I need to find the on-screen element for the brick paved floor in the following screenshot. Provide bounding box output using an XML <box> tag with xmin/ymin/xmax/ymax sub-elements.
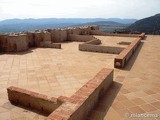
<box><xmin>87</xmin><ymin>35</ymin><xmax>160</xmax><ymax>120</ymax></box>
<box><xmin>1</xmin><ymin>35</ymin><xmax>159</xmax><ymax>120</ymax></box>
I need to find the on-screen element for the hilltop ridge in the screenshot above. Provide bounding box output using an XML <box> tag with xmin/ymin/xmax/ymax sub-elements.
<box><xmin>128</xmin><ymin>14</ymin><xmax>160</xmax><ymax>34</ymax></box>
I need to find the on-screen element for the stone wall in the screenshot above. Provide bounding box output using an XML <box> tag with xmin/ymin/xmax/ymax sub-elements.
<box><xmin>0</xmin><ymin>26</ymin><xmax>100</xmax><ymax>52</ymax></box>
<box><xmin>114</xmin><ymin>37</ymin><xmax>142</xmax><ymax>68</ymax></box>
<box><xmin>68</xmin><ymin>35</ymin><xmax>95</xmax><ymax>42</ymax></box>
<box><xmin>40</xmin><ymin>41</ymin><xmax>61</xmax><ymax>49</ymax></box>
<box><xmin>79</xmin><ymin>44</ymin><xmax>124</xmax><ymax>54</ymax></box>
<box><xmin>85</xmin><ymin>39</ymin><xmax>101</xmax><ymax>45</ymax></box>
<box><xmin>66</xmin><ymin>28</ymin><xmax>81</xmax><ymax>35</ymax></box>
<box><xmin>90</xmin><ymin>30</ymin><xmax>139</xmax><ymax>37</ymax></box>
<box><xmin>0</xmin><ymin>26</ymin><xmax>145</xmax><ymax>53</ymax></box>
<box><xmin>138</xmin><ymin>33</ymin><xmax>146</xmax><ymax>40</ymax></box>
<box><xmin>47</xmin><ymin>68</ymin><xmax>113</xmax><ymax>120</ymax></box>
<box><xmin>7</xmin><ymin>86</ymin><xmax>63</xmax><ymax>114</ymax></box>
<box><xmin>50</xmin><ymin>29</ymin><xmax>67</xmax><ymax>43</ymax></box>
<box><xmin>7</xmin><ymin>68</ymin><xmax>113</xmax><ymax>120</ymax></box>
<box><xmin>0</xmin><ymin>34</ymin><xmax>29</xmax><ymax>52</ymax></box>
<box><xmin>25</xmin><ymin>32</ymin><xmax>35</xmax><ymax>47</ymax></box>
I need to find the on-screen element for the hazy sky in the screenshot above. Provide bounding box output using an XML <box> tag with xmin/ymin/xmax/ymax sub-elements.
<box><xmin>0</xmin><ymin>0</ymin><xmax>160</xmax><ymax>20</ymax></box>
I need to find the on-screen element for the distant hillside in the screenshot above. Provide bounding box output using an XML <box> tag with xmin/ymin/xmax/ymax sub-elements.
<box><xmin>74</xmin><ymin>21</ymin><xmax>130</xmax><ymax>32</ymax></box>
<box><xmin>128</xmin><ymin>14</ymin><xmax>160</xmax><ymax>34</ymax></box>
<box><xmin>0</xmin><ymin>18</ymin><xmax>137</xmax><ymax>33</ymax></box>
<box><xmin>104</xmin><ymin>18</ymin><xmax>137</xmax><ymax>24</ymax></box>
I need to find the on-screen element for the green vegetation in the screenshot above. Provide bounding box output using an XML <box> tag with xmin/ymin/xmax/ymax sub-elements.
<box><xmin>128</xmin><ymin>14</ymin><xmax>160</xmax><ymax>35</ymax></box>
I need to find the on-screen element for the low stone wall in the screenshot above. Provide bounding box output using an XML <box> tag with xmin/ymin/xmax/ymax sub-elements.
<box><xmin>90</xmin><ymin>30</ymin><xmax>139</xmax><ymax>37</ymax></box>
<box><xmin>7</xmin><ymin>68</ymin><xmax>113</xmax><ymax>120</ymax></box>
<box><xmin>68</xmin><ymin>35</ymin><xmax>94</xmax><ymax>42</ymax></box>
<box><xmin>85</xmin><ymin>39</ymin><xmax>101</xmax><ymax>45</ymax></box>
<box><xmin>105</xmin><ymin>33</ymin><xmax>139</xmax><ymax>37</ymax></box>
<box><xmin>40</xmin><ymin>41</ymin><xmax>61</xmax><ymax>49</ymax></box>
<box><xmin>47</xmin><ymin>68</ymin><xmax>113</xmax><ymax>120</ymax></box>
<box><xmin>79</xmin><ymin>44</ymin><xmax>124</xmax><ymax>54</ymax></box>
<box><xmin>7</xmin><ymin>86</ymin><xmax>62</xmax><ymax>114</ymax></box>
<box><xmin>138</xmin><ymin>33</ymin><xmax>146</xmax><ymax>40</ymax></box>
<box><xmin>114</xmin><ymin>37</ymin><xmax>141</xmax><ymax>68</ymax></box>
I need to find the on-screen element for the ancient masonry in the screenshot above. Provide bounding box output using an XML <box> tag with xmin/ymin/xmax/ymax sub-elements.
<box><xmin>0</xmin><ymin>26</ymin><xmax>145</xmax><ymax>120</ymax></box>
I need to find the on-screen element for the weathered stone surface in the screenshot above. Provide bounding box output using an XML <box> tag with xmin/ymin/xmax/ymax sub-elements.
<box><xmin>79</xmin><ymin>44</ymin><xmax>124</xmax><ymax>54</ymax></box>
<box><xmin>0</xmin><ymin>34</ymin><xmax>28</xmax><ymax>52</ymax></box>
<box><xmin>68</xmin><ymin>34</ymin><xmax>94</xmax><ymax>42</ymax></box>
<box><xmin>40</xmin><ymin>41</ymin><xmax>61</xmax><ymax>49</ymax></box>
<box><xmin>50</xmin><ymin>29</ymin><xmax>67</xmax><ymax>42</ymax></box>
<box><xmin>0</xmin><ymin>26</ymin><xmax>100</xmax><ymax>52</ymax></box>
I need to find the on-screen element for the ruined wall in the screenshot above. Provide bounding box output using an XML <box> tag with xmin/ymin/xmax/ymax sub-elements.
<box><xmin>0</xmin><ymin>34</ymin><xmax>29</xmax><ymax>52</ymax></box>
<box><xmin>25</xmin><ymin>32</ymin><xmax>34</xmax><ymax>47</ymax></box>
<box><xmin>0</xmin><ymin>35</ymin><xmax>2</xmax><ymax>52</ymax></box>
<box><xmin>43</xmin><ymin>31</ymin><xmax>51</xmax><ymax>41</ymax></box>
<box><xmin>33</xmin><ymin>32</ymin><xmax>44</xmax><ymax>47</ymax></box>
<box><xmin>0</xmin><ymin>26</ymin><xmax>101</xmax><ymax>52</ymax></box>
<box><xmin>0</xmin><ymin>35</ymin><xmax>8</xmax><ymax>52</ymax></box>
<box><xmin>66</xmin><ymin>28</ymin><xmax>81</xmax><ymax>35</ymax></box>
<box><xmin>40</xmin><ymin>41</ymin><xmax>61</xmax><ymax>49</ymax></box>
<box><xmin>50</xmin><ymin>29</ymin><xmax>67</xmax><ymax>42</ymax></box>
<box><xmin>81</xmin><ymin>27</ymin><xmax>91</xmax><ymax>35</ymax></box>
<box><xmin>68</xmin><ymin>35</ymin><xmax>95</xmax><ymax>42</ymax></box>
<box><xmin>26</xmin><ymin>31</ymin><xmax>52</xmax><ymax>47</ymax></box>
<box><xmin>90</xmin><ymin>30</ymin><xmax>106</xmax><ymax>35</ymax></box>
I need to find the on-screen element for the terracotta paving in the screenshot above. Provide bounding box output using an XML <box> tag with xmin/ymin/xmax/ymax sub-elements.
<box><xmin>0</xmin><ymin>35</ymin><xmax>160</xmax><ymax>119</ymax></box>
<box><xmin>0</xmin><ymin>42</ymin><xmax>116</xmax><ymax>99</ymax></box>
<box><xmin>87</xmin><ymin>35</ymin><xmax>160</xmax><ymax>120</ymax></box>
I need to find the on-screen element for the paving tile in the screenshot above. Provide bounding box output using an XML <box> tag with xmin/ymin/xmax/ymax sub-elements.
<box><xmin>140</xmin><ymin>104</ymin><xmax>157</xmax><ymax>112</ymax></box>
<box><xmin>152</xmin><ymin>94</ymin><xmax>160</xmax><ymax>101</ymax></box>
<box><xmin>121</xmin><ymin>100</ymin><xmax>136</xmax><ymax>109</ymax></box>
<box><xmin>116</xmin><ymin>95</ymin><xmax>128</xmax><ymax>101</ymax></box>
<box><xmin>0</xmin><ymin>111</ymin><xmax>11</xmax><ymax>120</ymax></box>
<box><xmin>112</xmin><ymin>101</ymin><xmax>126</xmax><ymax>110</ymax></box>
<box><xmin>143</xmin><ymin>95</ymin><xmax>158</xmax><ymax>103</ymax></box>
<box><xmin>120</xmin><ymin>88</ymin><xmax>131</xmax><ymax>94</ymax></box>
<box><xmin>104</xmin><ymin>108</ymin><xmax>122</xmax><ymax>120</ymax></box>
<box><xmin>0</xmin><ymin>107</ymin><xmax>8</xmax><ymax>113</ymax></box>
<box><xmin>124</xmin><ymin>92</ymin><xmax>138</xmax><ymax>100</ymax></box>
<box><xmin>128</xmin><ymin>106</ymin><xmax>146</xmax><ymax>113</ymax></box>
<box><xmin>144</xmin><ymin>89</ymin><xmax>156</xmax><ymax>95</ymax></box>
<box><xmin>150</xmin><ymin>102</ymin><xmax>160</xmax><ymax>109</ymax></box>
<box><xmin>131</xmin><ymin>98</ymin><xmax>146</xmax><ymax>106</ymax></box>
<box><xmin>115</xmin><ymin>108</ymin><xmax>132</xmax><ymax>118</ymax></box>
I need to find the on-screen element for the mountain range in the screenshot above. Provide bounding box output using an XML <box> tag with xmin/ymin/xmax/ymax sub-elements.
<box><xmin>1</xmin><ymin>14</ymin><xmax>160</xmax><ymax>34</ymax></box>
<box><xmin>0</xmin><ymin>18</ymin><xmax>137</xmax><ymax>33</ymax></box>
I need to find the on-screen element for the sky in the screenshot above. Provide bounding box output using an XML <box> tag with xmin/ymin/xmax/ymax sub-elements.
<box><xmin>0</xmin><ymin>0</ymin><xmax>160</xmax><ymax>21</ymax></box>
